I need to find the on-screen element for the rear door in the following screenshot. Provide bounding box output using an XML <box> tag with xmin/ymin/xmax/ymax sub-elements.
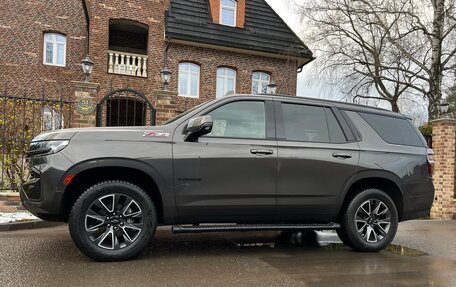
<box><xmin>275</xmin><ymin>100</ymin><xmax>360</xmax><ymax>222</ymax></box>
<box><xmin>173</xmin><ymin>99</ymin><xmax>277</xmax><ymax>223</ymax></box>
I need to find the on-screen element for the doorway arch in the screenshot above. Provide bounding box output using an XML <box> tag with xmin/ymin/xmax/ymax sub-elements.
<box><xmin>96</xmin><ymin>88</ymin><xmax>156</xmax><ymax>127</ymax></box>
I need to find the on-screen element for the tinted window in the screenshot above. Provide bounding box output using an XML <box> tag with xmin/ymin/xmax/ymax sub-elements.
<box><xmin>326</xmin><ymin>109</ymin><xmax>347</xmax><ymax>143</ymax></box>
<box><xmin>283</xmin><ymin>103</ymin><xmax>338</xmax><ymax>143</ymax></box>
<box><xmin>207</xmin><ymin>101</ymin><xmax>266</xmax><ymax>139</ymax></box>
<box><xmin>359</xmin><ymin>112</ymin><xmax>424</xmax><ymax>147</ymax></box>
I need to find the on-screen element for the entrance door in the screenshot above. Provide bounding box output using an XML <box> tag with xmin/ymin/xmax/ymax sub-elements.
<box><xmin>96</xmin><ymin>88</ymin><xmax>156</xmax><ymax>127</ymax></box>
<box><xmin>106</xmin><ymin>98</ymin><xmax>146</xmax><ymax>126</ymax></box>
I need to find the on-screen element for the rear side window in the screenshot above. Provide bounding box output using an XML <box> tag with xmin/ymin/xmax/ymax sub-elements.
<box><xmin>359</xmin><ymin>112</ymin><xmax>424</xmax><ymax>147</ymax></box>
<box><xmin>281</xmin><ymin>103</ymin><xmax>346</xmax><ymax>143</ymax></box>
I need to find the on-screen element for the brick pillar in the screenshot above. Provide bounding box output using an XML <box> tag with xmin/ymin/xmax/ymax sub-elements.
<box><xmin>71</xmin><ymin>81</ymin><xmax>100</xmax><ymax>128</ymax></box>
<box><xmin>153</xmin><ymin>90</ymin><xmax>178</xmax><ymax>125</ymax></box>
<box><xmin>430</xmin><ymin>118</ymin><xmax>456</xmax><ymax>220</ymax></box>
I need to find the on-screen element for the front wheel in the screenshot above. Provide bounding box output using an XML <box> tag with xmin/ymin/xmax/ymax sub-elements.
<box><xmin>69</xmin><ymin>181</ymin><xmax>157</xmax><ymax>261</ymax></box>
<box><xmin>338</xmin><ymin>188</ymin><xmax>398</xmax><ymax>252</ymax></box>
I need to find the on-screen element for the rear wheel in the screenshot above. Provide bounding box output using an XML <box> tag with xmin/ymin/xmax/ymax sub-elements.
<box><xmin>69</xmin><ymin>181</ymin><xmax>157</xmax><ymax>261</ymax></box>
<box><xmin>339</xmin><ymin>188</ymin><xmax>398</xmax><ymax>252</ymax></box>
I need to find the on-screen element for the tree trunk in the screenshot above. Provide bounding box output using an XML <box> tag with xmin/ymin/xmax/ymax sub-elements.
<box><xmin>391</xmin><ymin>101</ymin><xmax>400</xmax><ymax>113</ymax></box>
<box><xmin>428</xmin><ymin>91</ymin><xmax>440</xmax><ymax>120</ymax></box>
<box><xmin>428</xmin><ymin>0</ymin><xmax>445</xmax><ymax>121</ymax></box>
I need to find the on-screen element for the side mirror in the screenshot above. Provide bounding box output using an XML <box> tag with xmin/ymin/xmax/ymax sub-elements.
<box><xmin>184</xmin><ymin>115</ymin><xmax>213</xmax><ymax>142</ymax></box>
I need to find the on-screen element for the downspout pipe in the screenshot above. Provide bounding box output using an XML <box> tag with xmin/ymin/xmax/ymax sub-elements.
<box><xmin>82</xmin><ymin>0</ymin><xmax>90</xmax><ymax>55</ymax></box>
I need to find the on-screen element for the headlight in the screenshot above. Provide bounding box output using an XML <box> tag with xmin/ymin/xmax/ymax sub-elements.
<box><xmin>28</xmin><ymin>140</ymin><xmax>69</xmax><ymax>157</ymax></box>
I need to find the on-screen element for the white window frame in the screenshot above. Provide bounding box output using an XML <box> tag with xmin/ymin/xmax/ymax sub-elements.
<box><xmin>252</xmin><ymin>72</ymin><xmax>271</xmax><ymax>94</ymax></box>
<box><xmin>178</xmin><ymin>63</ymin><xmax>200</xmax><ymax>98</ymax></box>
<box><xmin>216</xmin><ymin>67</ymin><xmax>237</xmax><ymax>98</ymax></box>
<box><xmin>43</xmin><ymin>33</ymin><xmax>67</xmax><ymax>67</ymax></box>
<box><xmin>220</xmin><ymin>0</ymin><xmax>237</xmax><ymax>27</ymax></box>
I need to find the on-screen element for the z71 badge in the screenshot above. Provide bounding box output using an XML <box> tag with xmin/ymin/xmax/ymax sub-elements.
<box><xmin>143</xmin><ymin>131</ymin><xmax>170</xmax><ymax>138</ymax></box>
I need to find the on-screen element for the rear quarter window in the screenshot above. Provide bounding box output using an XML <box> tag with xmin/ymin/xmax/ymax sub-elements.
<box><xmin>358</xmin><ymin>112</ymin><xmax>424</xmax><ymax>147</ymax></box>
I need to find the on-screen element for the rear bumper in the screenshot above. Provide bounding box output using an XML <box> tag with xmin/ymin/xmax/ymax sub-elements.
<box><xmin>401</xmin><ymin>181</ymin><xmax>435</xmax><ymax>221</ymax></box>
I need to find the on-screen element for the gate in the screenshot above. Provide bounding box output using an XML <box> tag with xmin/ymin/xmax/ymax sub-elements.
<box><xmin>0</xmin><ymin>89</ymin><xmax>74</xmax><ymax>192</ymax></box>
<box><xmin>96</xmin><ymin>88</ymin><xmax>156</xmax><ymax>127</ymax></box>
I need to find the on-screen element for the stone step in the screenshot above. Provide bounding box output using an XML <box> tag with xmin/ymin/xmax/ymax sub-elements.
<box><xmin>0</xmin><ymin>206</ymin><xmax>21</xmax><ymax>213</ymax></box>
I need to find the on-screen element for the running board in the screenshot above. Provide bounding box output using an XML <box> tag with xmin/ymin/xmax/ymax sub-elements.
<box><xmin>171</xmin><ymin>223</ymin><xmax>340</xmax><ymax>234</ymax></box>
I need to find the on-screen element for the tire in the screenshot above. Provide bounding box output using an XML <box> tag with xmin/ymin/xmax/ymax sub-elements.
<box><xmin>69</xmin><ymin>181</ymin><xmax>157</xmax><ymax>261</ymax></box>
<box><xmin>339</xmin><ymin>188</ymin><xmax>398</xmax><ymax>252</ymax></box>
<box><xmin>336</xmin><ymin>228</ymin><xmax>354</xmax><ymax>248</ymax></box>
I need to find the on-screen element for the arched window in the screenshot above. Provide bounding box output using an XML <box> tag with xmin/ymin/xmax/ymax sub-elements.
<box><xmin>220</xmin><ymin>0</ymin><xmax>237</xmax><ymax>26</ymax></box>
<box><xmin>42</xmin><ymin>107</ymin><xmax>64</xmax><ymax>132</ymax></box>
<box><xmin>252</xmin><ymin>72</ymin><xmax>271</xmax><ymax>94</ymax></box>
<box><xmin>216</xmin><ymin>68</ymin><xmax>236</xmax><ymax>98</ymax></box>
<box><xmin>43</xmin><ymin>33</ymin><xmax>66</xmax><ymax>67</ymax></box>
<box><xmin>178</xmin><ymin>63</ymin><xmax>200</xmax><ymax>98</ymax></box>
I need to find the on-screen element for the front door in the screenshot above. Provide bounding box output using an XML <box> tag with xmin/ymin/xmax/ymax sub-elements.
<box><xmin>173</xmin><ymin>99</ymin><xmax>277</xmax><ymax>223</ymax></box>
<box><xmin>275</xmin><ymin>101</ymin><xmax>360</xmax><ymax>222</ymax></box>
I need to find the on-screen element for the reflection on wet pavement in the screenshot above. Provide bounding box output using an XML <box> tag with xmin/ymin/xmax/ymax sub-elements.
<box><xmin>1</xmin><ymin>226</ymin><xmax>455</xmax><ymax>287</ymax></box>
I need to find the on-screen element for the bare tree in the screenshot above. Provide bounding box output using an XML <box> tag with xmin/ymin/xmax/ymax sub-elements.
<box><xmin>294</xmin><ymin>0</ymin><xmax>455</xmax><ymax>119</ymax></box>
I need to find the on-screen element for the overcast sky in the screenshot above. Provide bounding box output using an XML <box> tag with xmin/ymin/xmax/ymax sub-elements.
<box><xmin>264</xmin><ymin>0</ymin><xmax>428</xmax><ymax>124</ymax></box>
<box><xmin>265</xmin><ymin>0</ymin><xmax>334</xmax><ymax>99</ymax></box>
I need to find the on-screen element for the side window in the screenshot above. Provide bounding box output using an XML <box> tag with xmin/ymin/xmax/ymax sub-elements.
<box><xmin>358</xmin><ymin>112</ymin><xmax>424</xmax><ymax>147</ymax></box>
<box><xmin>252</xmin><ymin>72</ymin><xmax>270</xmax><ymax>94</ymax></box>
<box><xmin>220</xmin><ymin>0</ymin><xmax>237</xmax><ymax>27</ymax></box>
<box><xmin>207</xmin><ymin>101</ymin><xmax>266</xmax><ymax>139</ymax></box>
<box><xmin>216</xmin><ymin>67</ymin><xmax>236</xmax><ymax>98</ymax></box>
<box><xmin>281</xmin><ymin>103</ymin><xmax>346</xmax><ymax>143</ymax></box>
<box><xmin>178</xmin><ymin>63</ymin><xmax>200</xmax><ymax>98</ymax></box>
<box><xmin>325</xmin><ymin>108</ymin><xmax>347</xmax><ymax>143</ymax></box>
<box><xmin>43</xmin><ymin>33</ymin><xmax>66</xmax><ymax>67</ymax></box>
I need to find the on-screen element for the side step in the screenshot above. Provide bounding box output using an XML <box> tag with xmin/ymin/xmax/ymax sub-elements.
<box><xmin>171</xmin><ymin>223</ymin><xmax>340</xmax><ymax>234</ymax></box>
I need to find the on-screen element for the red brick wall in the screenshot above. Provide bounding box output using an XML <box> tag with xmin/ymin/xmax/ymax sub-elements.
<box><xmin>1</xmin><ymin>0</ymin><xmax>299</xmax><ymax>124</ymax></box>
<box><xmin>86</xmin><ymin>0</ymin><xmax>167</xmax><ymax>107</ymax></box>
<box><xmin>167</xmin><ymin>44</ymin><xmax>298</xmax><ymax>111</ymax></box>
<box><xmin>0</xmin><ymin>0</ymin><xmax>87</xmax><ymax>99</ymax></box>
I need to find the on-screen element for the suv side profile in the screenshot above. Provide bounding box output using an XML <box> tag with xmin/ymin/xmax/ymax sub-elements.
<box><xmin>21</xmin><ymin>95</ymin><xmax>435</xmax><ymax>261</ymax></box>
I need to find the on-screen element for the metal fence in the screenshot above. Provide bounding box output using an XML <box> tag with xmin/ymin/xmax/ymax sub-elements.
<box><xmin>0</xmin><ymin>88</ymin><xmax>74</xmax><ymax>192</ymax></box>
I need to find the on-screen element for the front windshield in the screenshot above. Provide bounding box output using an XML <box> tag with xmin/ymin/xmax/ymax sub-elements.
<box><xmin>161</xmin><ymin>101</ymin><xmax>211</xmax><ymax>125</ymax></box>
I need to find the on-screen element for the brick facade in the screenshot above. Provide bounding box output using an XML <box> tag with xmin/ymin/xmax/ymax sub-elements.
<box><xmin>0</xmin><ymin>0</ymin><xmax>87</xmax><ymax>99</ymax></box>
<box><xmin>167</xmin><ymin>44</ymin><xmax>298</xmax><ymax>112</ymax></box>
<box><xmin>0</xmin><ymin>0</ymin><xmax>300</xmax><ymax>116</ymax></box>
<box><xmin>430</xmin><ymin>119</ymin><xmax>456</xmax><ymax>220</ymax></box>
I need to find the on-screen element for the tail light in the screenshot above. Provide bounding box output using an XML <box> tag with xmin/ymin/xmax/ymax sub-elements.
<box><xmin>426</xmin><ymin>148</ymin><xmax>434</xmax><ymax>176</ymax></box>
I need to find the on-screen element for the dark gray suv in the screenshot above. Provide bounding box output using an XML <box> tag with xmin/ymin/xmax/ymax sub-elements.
<box><xmin>21</xmin><ymin>95</ymin><xmax>435</xmax><ymax>261</ymax></box>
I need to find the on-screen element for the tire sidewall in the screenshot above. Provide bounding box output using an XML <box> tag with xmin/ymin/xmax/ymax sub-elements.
<box><xmin>69</xmin><ymin>181</ymin><xmax>157</xmax><ymax>261</ymax></box>
<box><xmin>344</xmin><ymin>189</ymin><xmax>398</xmax><ymax>251</ymax></box>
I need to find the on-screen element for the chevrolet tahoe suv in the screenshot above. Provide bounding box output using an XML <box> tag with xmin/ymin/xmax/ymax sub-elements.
<box><xmin>21</xmin><ymin>95</ymin><xmax>435</xmax><ymax>261</ymax></box>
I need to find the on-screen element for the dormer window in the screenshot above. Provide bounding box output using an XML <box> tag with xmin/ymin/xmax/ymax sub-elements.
<box><xmin>220</xmin><ymin>0</ymin><xmax>237</xmax><ymax>27</ymax></box>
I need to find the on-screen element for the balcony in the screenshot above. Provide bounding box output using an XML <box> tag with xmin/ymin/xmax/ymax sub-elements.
<box><xmin>108</xmin><ymin>51</ymin><xmax>148</xmax><ymax>78</ymax></box>
<box><xmin>107</xmin><ymin>19</ymin><xmax>149</xmax><ymax>78</ymax></box>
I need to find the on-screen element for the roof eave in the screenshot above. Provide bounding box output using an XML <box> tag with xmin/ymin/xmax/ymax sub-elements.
<box><xmin>166</xmin><ymin>37</ymin><xmax>313</xmax><ymax>62</ymax></box>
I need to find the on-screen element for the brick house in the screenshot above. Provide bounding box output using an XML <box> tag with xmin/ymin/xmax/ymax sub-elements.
<box><xmin>0</xmin><ymin>0</ymin><xmax>313</xmax><ymax>127</ymax></box>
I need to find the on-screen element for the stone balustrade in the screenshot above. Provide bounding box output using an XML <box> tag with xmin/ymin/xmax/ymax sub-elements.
<box><xmin>108</xmin><ymin>50</ymin><xmax>148</xmax><ymax>78</ymax></box>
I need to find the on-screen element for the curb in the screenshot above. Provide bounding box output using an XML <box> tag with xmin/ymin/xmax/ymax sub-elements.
<box><xmin>0</xmin><ymin>220</ymin><xmax>64</xmax><ymax>232</ymax></box>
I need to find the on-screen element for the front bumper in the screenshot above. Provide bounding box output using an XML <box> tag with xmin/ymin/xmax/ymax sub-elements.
<box><xmin>20</xmin><ymin>152</ymin><xmax>73</xmax><ymax>222</ymax></box>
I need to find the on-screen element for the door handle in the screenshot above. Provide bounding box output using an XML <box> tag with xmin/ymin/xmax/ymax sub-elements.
<box><xmin>332</xmin><ymin>152</ymin><xmax>352</xmax><ymax>159</ymax></box>
<box><xmin>250</xmin><ymin>149</ymin><xmax>274</xmax><ymax>156</ymax></box>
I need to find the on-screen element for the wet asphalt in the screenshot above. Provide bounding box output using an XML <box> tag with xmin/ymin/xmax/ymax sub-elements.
<box><xmin>0</xmin><ymin>220</ymin><xmax>455</xmax><ymax>287</ymax></box>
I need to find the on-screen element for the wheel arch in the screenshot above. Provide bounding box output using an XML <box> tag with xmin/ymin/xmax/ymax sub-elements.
<box><xmin>60</xmin><ymin>158</ymin><xmax>172</xmax><ymax>223</ymax></box>
<box><xmin>340</xmin><ymin>171</ymin><xmax>404</xmax><ymax>221</ymax></box>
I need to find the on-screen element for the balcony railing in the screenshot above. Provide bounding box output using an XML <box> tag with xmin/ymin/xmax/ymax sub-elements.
<box><xmin>108</xmin><ymin>50</ymin><xmax>148</xmax><ymax>78</ymax></box>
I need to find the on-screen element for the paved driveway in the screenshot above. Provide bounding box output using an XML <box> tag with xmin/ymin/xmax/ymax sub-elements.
<box><xmin>0</xmin><ymin>220</ymin><xmax>455</xmax><ymax>287</ymax></box>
